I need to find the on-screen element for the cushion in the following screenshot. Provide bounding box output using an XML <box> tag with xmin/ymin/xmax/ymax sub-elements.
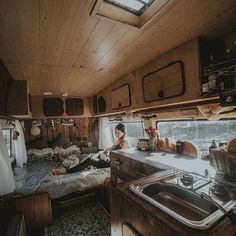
<box><xmin>26</xmin><ymin>139</ymin><xmax>48</xmax><ymax>150</ymax></box>
<box><xmin>27</xmin><ymin>148</ymin><xmax>54</xmax><ymax>162</ymax></box>
<box><xmin>61</xmin><ymin>155</ymin><xmax>80</xmax><ymax>169</ymax></box>
<box><xmin>51</xmin><ymin>133</ymin><xmax>72</xmax><ymax>148</ymax></box>
<box><xmin>53</xmin><ymin>145</ymin><xmax>81</xmax><ymax>159</ymax></box>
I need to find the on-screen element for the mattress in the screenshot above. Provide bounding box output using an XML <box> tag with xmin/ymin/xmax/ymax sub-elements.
<box><xmin>13</xmin><ymin>161</ymin><xmax>110</xmax><ymax>199</ymax></box>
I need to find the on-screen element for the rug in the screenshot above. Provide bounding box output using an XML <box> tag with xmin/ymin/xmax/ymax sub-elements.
<box><xmin>45</xmin><ymin>201</ymin><xmax>111</xmax><ymax>236</ymax></box>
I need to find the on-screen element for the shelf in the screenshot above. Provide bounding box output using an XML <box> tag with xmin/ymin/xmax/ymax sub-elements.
<box><xmin>201</xmin><ymin>57</ymin><xmax>236</xmax><ymax>70</ymax></box>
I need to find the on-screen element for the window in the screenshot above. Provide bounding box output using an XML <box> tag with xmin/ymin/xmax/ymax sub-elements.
<box><xmin>108</xmin><ymin>119</ymin><xmax>145</xmax><ymax>147</ymax></box>
<box><xmin>157</xmin><ymin>120</ymin><xmax>236</xmax><ymax>155</ymax></box>
<box><xmin>2</xmin><ymin>128</ymin><xmax>12</xmax><ymax>156</ymax></box>
<box><xmin>105</xmin><ymin>0</ymin><xmax>154</xmax><ymax>16</ymax></box>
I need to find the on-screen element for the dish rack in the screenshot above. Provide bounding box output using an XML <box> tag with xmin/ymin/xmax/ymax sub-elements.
<box><xmin>210</xmin><ymin>149</ymin><xmax>236</xmax><ymax>178</ymax></box>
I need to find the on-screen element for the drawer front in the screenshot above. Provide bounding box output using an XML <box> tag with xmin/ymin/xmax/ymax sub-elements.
<box><xmin>136</xmin><ymin>163</ymin><xmax>157</xmax><ymax>177</ymax></box>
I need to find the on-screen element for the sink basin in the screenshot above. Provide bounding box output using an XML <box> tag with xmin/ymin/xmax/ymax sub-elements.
<box><xmin>142</xmin><ymin>182</ymin><xmax>218</xmax><ymax>222</ymax></box>
<box><xmin>129</xmin><ymin>172</ymin><xmax>236</xmax><ymax>230</ymax></box>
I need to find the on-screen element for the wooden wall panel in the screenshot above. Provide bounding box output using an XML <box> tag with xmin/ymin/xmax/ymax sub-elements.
<box><xmin>24</xmin><ymin>117</ymin><xmax>98</xmax><ymax>146</ymax></box>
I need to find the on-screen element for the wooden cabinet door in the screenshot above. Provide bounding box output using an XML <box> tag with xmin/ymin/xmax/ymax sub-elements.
<box><xmin>111</xmin><ymin>187</ymin><xmax>176</xmax><ymax>236</ymax></box>
<box><xmin>7</xmin><ymin>80</ymin><xmax>31</xmax><ymax>117</ymax></box>
<box><xmin>111</xmin><ymin>84</ymin><xmax>131</xmax><ymax>109</ymax></box>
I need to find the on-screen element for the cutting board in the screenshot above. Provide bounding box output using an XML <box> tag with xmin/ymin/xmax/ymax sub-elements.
<box><xmin>228</xmin><ymin>138</ymin><xmax>236</xmax><ymax>153</ymax></box>
<box><xmin>182</xmin><ymin>142</ymin><xmax>198</xmax><ymax>158</ymax></box>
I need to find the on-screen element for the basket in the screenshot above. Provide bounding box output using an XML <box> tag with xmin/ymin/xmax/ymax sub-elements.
<box><xmin>210</xmin><ymin>149</ymin><xmax>236</xmax><ymax>178</ymax></box>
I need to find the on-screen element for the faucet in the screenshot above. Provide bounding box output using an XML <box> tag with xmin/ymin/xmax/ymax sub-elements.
<box><xmin>200</xmin><ymin>192</ymin><xmax>236</xmax><ymax>223</ymax></box>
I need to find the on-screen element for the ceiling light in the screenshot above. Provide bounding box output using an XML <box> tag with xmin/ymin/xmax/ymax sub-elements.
<box><xmin>61</xmin><ymin>92</ymin><xmax>69</xmax><ymax>97</ymax></box>
<box><xmin>43</xmin><ymin>92</ymin><xmax>53</xmax><ymax>95</ymax></box>
<box><xmin>79</xmin><ymin>64</ymin><xmax>89</xmax><ymax>69</ymax></box>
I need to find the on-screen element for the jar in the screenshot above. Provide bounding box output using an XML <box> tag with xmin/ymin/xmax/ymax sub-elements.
<box><xmin>208</xmin><ymin>75</ymin><xmax>216</xmax><ymax>89</ymax></box>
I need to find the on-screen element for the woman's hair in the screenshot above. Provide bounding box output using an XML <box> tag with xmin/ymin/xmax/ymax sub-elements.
<box><xmin>115</xmin><ymin>123</ymin><xmax>125</xmax><ymax>133</ymax></box>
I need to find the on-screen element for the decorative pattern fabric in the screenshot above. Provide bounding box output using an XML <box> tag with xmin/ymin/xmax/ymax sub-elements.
<box><xmin>13</xmin><ymin>161</ymin><xmax>110</xmax><ymax>199</ymax></box>
<box><xmin>61</xmin><ymin>155</ymin><xmax>80</xmax><ymax>169</ymax></box>
<box><xmin>88</xmin><ymin>151</ymin><xmax>110</xmax><ymax>163</ymax></box>
<box><xmin>45</xmin><ymin>201</ymin><xmax>111</xmax><ymax>236</ymax></box>
<box><xmin>27</xmin><ymin>148</ymin><xmax>54</xmax><ymax>162</ymax></box>
<box><xmin>53</xmin><ymin>145</ymin><xmax>81</xmax><ymax>159</ymax></box>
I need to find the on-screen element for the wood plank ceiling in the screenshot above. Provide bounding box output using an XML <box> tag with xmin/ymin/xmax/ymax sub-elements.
<box><xmin>0</xmin><ymin>0</ymin><xmax>235</xmax><ymax>97</ymax></box>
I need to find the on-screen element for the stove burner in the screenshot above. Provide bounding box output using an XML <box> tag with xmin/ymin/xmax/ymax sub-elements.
<box><xmin>180</xmin><ymin>174</ymin><xmax>195</xmax><ymax>186</ymax></box>
<box><xmin>211</xmin><ymin>184</ymin><xmax>228</xmax><ymax>197</ymax></box>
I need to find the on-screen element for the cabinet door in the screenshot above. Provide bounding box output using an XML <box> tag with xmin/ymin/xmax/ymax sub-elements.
<box><xmin>111</xmin><ymin>188</ymin><xmax>176</xmax><ymax>236</ymax></box>
<box><xmin>43</xmin><ymin>98</ymin><xmax>64</xmax><ymax>116</ymax></box>
<box><xmin>65</xmin><ymin>98</ymin><xmax>84</xmax><ymax>115</ymax></box>
<box><xmin>7</xmin><ymin>80</ymin><xmax>31</xmax><ymax>117</ymax></box>
<box><xmin>111</xmin><ymin>84</ymin><xmax>131</xmax><ymax>109</ymax></box>
<box><xmin>142</xmin><ymin>61</ymin><xmax>185</xmax><ymax>102</ymax></box>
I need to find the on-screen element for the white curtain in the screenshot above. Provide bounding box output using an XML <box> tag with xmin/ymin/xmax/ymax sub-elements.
<box><xmin>13</xmin><ymin>120</ymin><xmax>27</xmax><ymax>167</ymax></box>
<box><xmin>0</xmin><ymin>125</ymin><xmax>15</xmax><ymax>195</ymax></box>
<box><xmin>98</xmin><ymin>117</ymin><xmax>113</xmax><ymax>150</ymax></box>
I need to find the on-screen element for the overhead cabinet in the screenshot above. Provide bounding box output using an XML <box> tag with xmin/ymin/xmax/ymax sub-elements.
<box><xmin>142</xmin><ymin>61</ymin><xmax>185</xmax><ymax>102</ymax></box>
<box><xmin>111</xmin><ymin>84</ymin><xmax>131</xmax><ymax>109</ymax></box>
<box><xmin>7</xmin><ymin>80</ymin><xmax>31</xmax><ymax>118</ymax></box>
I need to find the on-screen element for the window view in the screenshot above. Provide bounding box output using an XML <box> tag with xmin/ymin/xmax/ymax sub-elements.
<box><xmin>157</xmin><ymin>120</ymin><xmax>236</xmax><ymax>155</ymax></box>
<box><xmin>108</xmin><ymin>119</ymin><xmax>145</xmax><ymax>147</ymax></box>
<box><xmin>105</xmin><ymin>0</ymin><xmax>154</xmax><ymax>15</ymax></box>
<box><xmin>2</xmin><ymin>128</ymin><xmax>12</xmax><ymax>156</ymax></box>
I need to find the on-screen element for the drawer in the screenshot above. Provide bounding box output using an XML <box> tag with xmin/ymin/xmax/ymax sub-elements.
<box><xmin>136</xmin><ymin>163</ymin><xmax>162</xmax><ymax>177</ymax></box>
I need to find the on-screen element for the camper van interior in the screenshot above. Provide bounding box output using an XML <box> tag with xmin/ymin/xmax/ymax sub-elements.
<box><xmin>0</xmin><ymin>0</ymin><xmax>236</xmax><ymax>235</ymax></box>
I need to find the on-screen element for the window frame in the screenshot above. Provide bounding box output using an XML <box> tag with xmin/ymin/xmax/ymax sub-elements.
<box><xmin>2</xmin><ymin>127</ymin><xmax>13</xmax><ymax>157</ymax></box>
<box><xmin>104</xmin><ymin>0</ymin><xmax>154</xmax><ymax>16</ymax></box>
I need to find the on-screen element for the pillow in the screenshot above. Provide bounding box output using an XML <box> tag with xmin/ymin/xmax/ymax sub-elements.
<box><xmin>26</xmin><ymin>139</ymin><xmax>48</xmax><ymax>150</ymax></box>
<box><xmin>53</xmin><ymin>145</ymin><xmax>81</xmax><ymax>159</ymax></box>
<box><xmin>61</xmin><ymin>155</ymin><xmax>80</xmax><ymax>169</ymax></box>
<box><xmin>27</xmin><ymin>148</ymin><xmax>53</xmax><ymax>162</ymax></box>
<box><xmin>51</xmin><ymin>133</ymin><xmax>72</xmax><ymax>148</ymax></box>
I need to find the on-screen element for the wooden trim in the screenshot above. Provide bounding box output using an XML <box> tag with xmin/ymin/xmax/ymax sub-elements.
<box><xmin>133</xmin><ymin>97</ymin><xmax>220</xmax><ymax>114</ymax></box>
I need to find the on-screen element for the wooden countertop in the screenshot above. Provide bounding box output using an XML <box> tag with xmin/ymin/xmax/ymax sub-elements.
<box><xmin>111</xmin><ymin>148</ymin><xmax>236</xmax><ymax>235</ymax></box>
<box><xmin>111</xmin><ymin>148</ymin><xmax>215</xmax><ymax>177</ymax></box>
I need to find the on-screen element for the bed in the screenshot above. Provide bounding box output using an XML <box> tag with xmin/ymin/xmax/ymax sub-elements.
<box><xmin>13</xmin><ymin>145</ymin><xmax>110</xmax><ymax>199</ymax></box>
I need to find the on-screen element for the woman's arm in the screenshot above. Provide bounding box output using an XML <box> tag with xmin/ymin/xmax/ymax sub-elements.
<box><xmin>120</xmin><ymin>140</ymin><xmax>129</xmax><ymax>149</ymax></box>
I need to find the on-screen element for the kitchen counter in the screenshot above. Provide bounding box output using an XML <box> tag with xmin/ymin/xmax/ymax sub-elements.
<box><xmin>112</xmin><ymin>175</ymin><xmax>236</xmax><ymax>236</ymax></box>
<box><xmin>110</xmin><ymin>148</ymin><xmax>236</xmax><ymax>236</ymax></box>
<box><xmin>112</xmin><ymin>148</ymin><xmax>216</xmax><ymax>177</ymax></box>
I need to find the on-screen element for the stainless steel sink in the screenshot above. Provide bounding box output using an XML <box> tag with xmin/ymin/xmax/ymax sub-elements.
<box><xmin>129</xmin><ymin>171</ymin><xmax>236</xmax><ymax>230</ymax></box>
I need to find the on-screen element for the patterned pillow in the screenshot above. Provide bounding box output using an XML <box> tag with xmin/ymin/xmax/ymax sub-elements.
<box><xmin>27</xmin><ymin>148</ymin><xmax>54</xmax><ymax>162</ymax></box>
<box><xmin>61</xmin><ymin>155</ymin><xmax>80</xmax><ymax>169</ymax></box>
<box><xmin>53</xmin><ymin>145</ymin><xmax>81</xmax><ymax>159</ymax></box>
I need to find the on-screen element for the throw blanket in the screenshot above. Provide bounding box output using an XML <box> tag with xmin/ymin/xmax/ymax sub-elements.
<box><xmin>88</xmin><ymin>151</ymin><xmax>110</xmax><ymax>163</ymax></box>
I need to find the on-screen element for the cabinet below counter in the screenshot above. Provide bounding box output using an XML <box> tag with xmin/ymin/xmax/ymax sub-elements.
<box><xmin>110</xmin><ymin>149</ymin><xmax>172</xmax><ymax>186</ymax></box>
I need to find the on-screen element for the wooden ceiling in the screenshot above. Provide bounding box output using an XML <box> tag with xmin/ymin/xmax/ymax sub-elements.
<box><xmin>0</xmin><ymin>0</ymin><xmax>235</xmax><ymax>97</ymax></box>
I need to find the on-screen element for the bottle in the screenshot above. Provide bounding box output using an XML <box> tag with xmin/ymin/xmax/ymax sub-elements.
<box><xmin>202</xmin><ymin>75</ymin><xmax>209</xmax><ymax>95</ymax></box>
<box><xmin>209</xmin><ymin>140</ymin><xmax>217</xmax><ymax>153</ymax></box>
<box><xmin>208</xmin><ymin>74</ymin><xmax>217</xmax><ymax>90</ymax></box>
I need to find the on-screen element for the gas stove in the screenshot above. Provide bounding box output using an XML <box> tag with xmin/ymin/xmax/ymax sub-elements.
<box><xmin>162</xmin><ymin>170</ymin><xmax>236</xmax><ymax>205</ymax></box>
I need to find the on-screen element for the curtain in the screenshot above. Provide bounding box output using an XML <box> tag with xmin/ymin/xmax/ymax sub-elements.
<box><xmin>0</xmin><ymin>125</ymin><xmax>15</xmax><ymax>195</ymax></box>
<box><xmin>98</xmin><ymin>117</ymin><xmax>113</xmax><ymax>150</ymax></box>
<box><xmin>13</xmin><ymin>120</ymin><xmax>27</xmax><ymax>167</ymax></box>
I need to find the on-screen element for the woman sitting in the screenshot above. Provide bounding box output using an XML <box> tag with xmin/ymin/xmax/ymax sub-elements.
<box><xmin>52</xmin><ymin>123</ymin><xmax>128</xmax><ymax>175</ymax></box>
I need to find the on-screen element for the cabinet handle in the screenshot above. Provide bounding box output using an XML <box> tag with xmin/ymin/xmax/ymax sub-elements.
<box><xmin>114</xmin><ymin>160</ymin><xmax>121</xmax><ymax>165</ymax></box>
<box><xmin>137</xmin><ymin>170</ymin><xmax>147</xmax><ymax>176</ymax></box>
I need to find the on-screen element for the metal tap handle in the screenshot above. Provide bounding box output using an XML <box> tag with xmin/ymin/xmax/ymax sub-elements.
<box><xmin>200</xmin><ymin>192</ymin><xmax>227</xmax><ymax>214</ymax></box>
<box><xmin>201</xmin><ymin>192</ymin><xmax>236</xmax><ymax>223</ymax></box>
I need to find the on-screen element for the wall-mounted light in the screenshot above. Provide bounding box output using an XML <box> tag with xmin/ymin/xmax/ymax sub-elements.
<box><xmin>43</xmin><ymin>91</ymin><xmax>53</xmax><ymax>96</ymax></box>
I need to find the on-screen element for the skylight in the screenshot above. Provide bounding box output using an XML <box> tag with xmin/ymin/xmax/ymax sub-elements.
<box><xmin>105</xmin><ymin>0</ymin><xmax>154</xmax><ymax>16</ymax></box>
